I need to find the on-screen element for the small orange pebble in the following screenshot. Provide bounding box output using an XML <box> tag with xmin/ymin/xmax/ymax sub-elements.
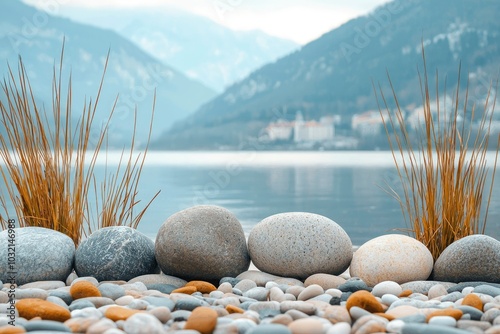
<box><xmin>16</xmin><ymin>298</ymin><xmax>71</xmax><ymax>322</ymax></box>
<box><xmin>226</xmin><ymin>305</ymin><xmax>245</xmax><ymax>314</ymax></box>
<box><xmin>346</xmin><ymin>290</ymin><xmax>384</xmax><ymax>313</ymax></box>
<box><xmin>399</xmin><ymin>290</ymin><xmax>413</xmax><ymax>297</ymax></box>
<box><xmin>462</xmin><ymin>293</ymin><xmax>483</xmax><ymax>311</ymax></box>
<box><xmin>171</xmin><ymin>286</ymin><xmax>197</xmax><ymax>295</ymax></box>
<box><xmin>186</xmin><ymin>281</ymin><xmax>217</xmax><ymax>294</ymax></box>
<box><xmin>374</xmin><ymin>312</ymin><xmax>395</xmax><ymax>321</ymax></box>
<box><xmin>104</xmin><ymin>306</ymin><xmax>143</xmax><ymax>321</ymax></box>
<box><xmin>70</xmin><ymin>281</ymin><xmax>101</xmax><ymax>300</ymax></box>
<box><xmin>184</xmin><ymin>306</ymin><xmax>218</xmax><ymax>334</ymax></box>
<box><xmin>0</xmin><ymin>325</ymin><xmax>26</xmax><ymax>333</ymax></box>
<box><xmin>426</xmin><ymin>308</ymin><xmax>463</xmax><ymax>322</ymax></box>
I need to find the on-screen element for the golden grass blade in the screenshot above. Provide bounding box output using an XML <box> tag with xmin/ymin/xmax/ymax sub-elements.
<box><xmin>0</xmin><ymin>45</ymin><xmax>158</xmax><ymax>245</ymax></box>
<box><xmin>376</xmin><ymin>45</ymin><xmax>499</xmax><ymax>260</ymax></box>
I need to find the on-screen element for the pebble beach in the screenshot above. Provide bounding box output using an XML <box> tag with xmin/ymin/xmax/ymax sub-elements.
<box><xmin>1</xmin><ymin>205</ymin><xmax>500</xmax><ymax>334</ymax></box>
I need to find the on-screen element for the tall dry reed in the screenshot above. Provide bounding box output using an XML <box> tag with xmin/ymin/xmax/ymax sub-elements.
<box><xmin>376</xmin><ymin>49</ymin><xmax>499</xmax><ymax>260</ymax></box>
<box><xmin>0</xmin><ymin>47</ymin><xmax>158</xmax><ymax>245</ymax></box>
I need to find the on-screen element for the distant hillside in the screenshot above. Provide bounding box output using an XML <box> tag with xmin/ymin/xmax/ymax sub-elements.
<box><xmin>153</xmin><ymin>0</ymin><xmax>500</xmax><ymax>149</ymax></box>
<box><xmin>48</xmin><ymin>6</ymin><xmax>299</xmax><ymax>92</ymax></box>
<box><xmin>0</xmin><ymin>0</ymin><xmax>216</xmax><ymax>147</ymax></box>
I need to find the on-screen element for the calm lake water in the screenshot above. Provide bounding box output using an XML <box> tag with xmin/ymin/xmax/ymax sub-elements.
<box><xmin>2</xmin><ymin>151</ymin><xmax>500</xmax><ymax>245</ymax></box>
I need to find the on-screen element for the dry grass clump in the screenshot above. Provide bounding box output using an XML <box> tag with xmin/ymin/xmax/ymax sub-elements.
<box><xmin>376</xmin><ymin>49</ymin><xmax>499</xmax><ymax>260</ymax></box>
<box><xmin>0</xmin><ymin>48</ymin><xmax>158</xmax><ymax>245</ymax></box>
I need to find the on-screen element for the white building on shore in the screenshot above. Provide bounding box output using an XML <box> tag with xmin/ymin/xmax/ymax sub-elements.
<box><xmin>265</xmin><ymin>112</ymin><xmax>335</xmax><ymax>143</ymax></box>
<box><xmin>293</xmin><ymin>112</ymin><xmax>334</xmax><ymax>143</ymax></box>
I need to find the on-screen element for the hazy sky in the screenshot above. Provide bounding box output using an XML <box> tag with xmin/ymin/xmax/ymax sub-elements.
<box><xmin>25</xmin><ymin>0</ymin><xmax>391</xmax><ymax>44</ymax></box>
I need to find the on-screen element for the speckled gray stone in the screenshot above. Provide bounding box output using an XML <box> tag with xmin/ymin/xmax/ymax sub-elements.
<box><xmin>350</xmin><ymin>234</ymin><xmax>433</xmax><ymax>287</ymax></box>
<box><xmin>433</xmin><ymin>235</ymin><xmax>500</xmax><ymax>283</ymax></box>
<box><xmin>248</xmin><ymin>212</ymin><xmax>352</xmax><ymax>279</ymax></box>
<box><xmin>0</xmin><ymin>227</ymin><xmax>75</xmax><ymax>285</ymax></box>
<box><xmin>75</xmin><ymin>226</ymin><xmax>159</xmax><ymax>281</ymax></box>
<box><xmin>98</xmin><ymin>283</ymin><xmax>126</xmax><ymax>300</ymax></box>
<box><xmin>155</xmin><ymin>205</ymin><xmax>250</xmax><ymax>282</ymax></box>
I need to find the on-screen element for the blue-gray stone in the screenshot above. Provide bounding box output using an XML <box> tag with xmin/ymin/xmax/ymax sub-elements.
<box><xmin>330</xmin><ymin>296</ymin><xmax>341</xmax><ymax>305</ymax></box>
<box><xmin>69</xmin><ymin>299</ymin><xmax>95</xmax><ymax>311</ymax></box>
<box><xmin>75</xmin><ymin>226</ymin><xmax>159</xmax><ymax>281</ymax></box>
<box><xmin>440</xmin><ymin>291</ymin><xmax>463</xmax><ymax>302</ymax></box>
<box><xmin>244</xmin><ymin>287</ymin><xmax>269</xmax><ymax>301</ymax></box>
<box><xmin>0</xmin><ymin>227</ymin><xmax>75</xmax><ymax>285</ymax></box>
<box><xmin>399</xmin><ymin>313</ymin><xmax>427</xmax><ymax>324</ymax></box>
<box><xmin>456</xmin><ymin>305</ymin><xmax>484</xmax><ymax>321</ymax></box>
<box><xmin>338</xmin><ymin>278</ymin><xmax>371</xmax><ymax>292</ymax></box>
<box><xmin>170</xmin><ymin>310</ymin><xmax>191</xmax><ymax>321</ymax></box>
<box><xmin>247</xmin><ymin>324</ymin><xmax>292</xmax><ymax>334</ymax></box>
<box><xmin>434</xmin><ymin>235</ymin><xmax>500</xmax><ymax>283</ymax></box>
<box><xmin>447</xmin><ymin>282</ymin><xmax>500</xmax><ymax>293</ymax></box>
<box><xmin>341</xmin><ymin>292</ymin><xmax>352</xmax><ymax>301</ymax></box>
<box><xmin>98</xmin><ymin>283</ymin><xmax>125</xmax><ymax>300</ymax></box>
<box><xmin>23</xmin><ymin>320</ymin><xmax>71</xmax><ymax>332</ymax></box>
<box><xmin>175</xmin><ymin>298</ymin><xmax>209</xmax><ymax>311</ymax></box>
<box><xmin>220</xmin><ymin>277</ymin><xmax>241</xmax><ymax>286</ymax></box>
<box><xmin>145</xmin><ymin>283</ymin><xmax>177</xmax><ymax>294</ymax></box>
<box><xmin>402</xmin><ymin>324</ymin><xmax>471</xmax><ymax>334</ymax></box>
<box><xmin>48</xmin><ymin>290</ymin><xmax>73</xmax><ymax>305</ymax></box>
<box><xmin>46</xmin><ymin>296</ymin><xmax>69</xmax><ymax>309</ymax></box>
<box><xmin>199</xmin><ymin>297</ymin><xmax>216</xmax><ymax>305</ymax></box>
<box><xmin>258</xmin><ymin>308</ymin><xmax>281</xmax><ymax>319</ymax></box>
<box><xmin>155</xmin><ymin>205</ymin><xmax>250</xmax><ymax>282</ymax></box>
<box><xmin>474</xmin><ymin>284</ymin><xmax>500</xmax><ymax>297</ymax></box>
<box><xmin>239</xmin><ymin>301</ymin><xmax>255</xmax><ymax>310</ymax></box>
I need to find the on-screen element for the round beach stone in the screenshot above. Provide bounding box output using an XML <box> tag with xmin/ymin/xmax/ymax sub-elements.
<box><xmin>0</xmin><ymin>227</ymin><xmax>74</xmax><ymax>285</ymax></box>
<box><xmin>349</xmin><ymin>234</ymin><xmax>433</xmax><ymax>287</ymax></box>
<box><xmin>75</xmin><ymin>226</ymin><xmax>159</xmax><ymax>281</ymax></box>
<box><xmin>16</xmin><ymin>298</ymin><xmax>71</xmax><ymax>322</ymax></box>
<box><xmin>155</xmin><ymin>205</ymin><xmax>250</xmax><ymax>282</ymax></box>
<box><xmin>433</xmin><ymin>235</ymin><xmax>500</xmax><ymax>283</ymax></box>
<box><xmin>248</xmin><ymin>212</ymin><xmax>352</xmax><ymax>279</ymax></box>
<box><xmin>372</xmin><ymin>281</ymin><xmax>402</xmax><ymax>298</ymax></box>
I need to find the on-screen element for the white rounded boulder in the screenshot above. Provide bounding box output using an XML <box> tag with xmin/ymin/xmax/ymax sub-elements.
<box><xmin>248</xmin><ymin>212</ymin><xmax>352</xmax><ymax>279</ymax></box>
<box><xmin>350</xmin><ymin>234</ymin><xmax>433</xmax><ymax>287</ymax></box>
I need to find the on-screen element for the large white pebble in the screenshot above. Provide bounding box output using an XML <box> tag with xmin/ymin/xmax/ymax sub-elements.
<box><xmin>372</xmin><ymin>281</ymin><xmax>402</xmax><ymax>297</ymax></box>
<box><xmin>349</xmin><ymin>234</ymin><xmax>433</xmax><ymax>287</ymax></box>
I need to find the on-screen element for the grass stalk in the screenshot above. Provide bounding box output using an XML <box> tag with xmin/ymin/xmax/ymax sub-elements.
<box><xmin>376</xmin><ymin>47</ymin><xmax>499</xmax><ymax>260</ymax></box>
<box><xmin>0</xmin><ymin>46</ymin><xmax>158</xmax><ymax>245</ymax></box>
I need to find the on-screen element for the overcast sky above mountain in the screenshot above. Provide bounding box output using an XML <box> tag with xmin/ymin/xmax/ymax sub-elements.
<box><xmin>24</xmin><ymin>0</ymin><xmax>390</xmax><ymax>44</ymax></box>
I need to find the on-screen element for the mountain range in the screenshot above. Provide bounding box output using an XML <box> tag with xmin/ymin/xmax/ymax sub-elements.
<box><xmin>152</xmin><ymin>0</ymin><xmax>500</xmax><ymax>149</ymax></box>
<box><xmin>0</xmin><ymin>0</ymin><xmax>216</xmax><ymax>147</ymax></box>
<box><xmin>44</xmin><ymin>5</ymin><xmax>299</xmax><ymax>92</ymax></box>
